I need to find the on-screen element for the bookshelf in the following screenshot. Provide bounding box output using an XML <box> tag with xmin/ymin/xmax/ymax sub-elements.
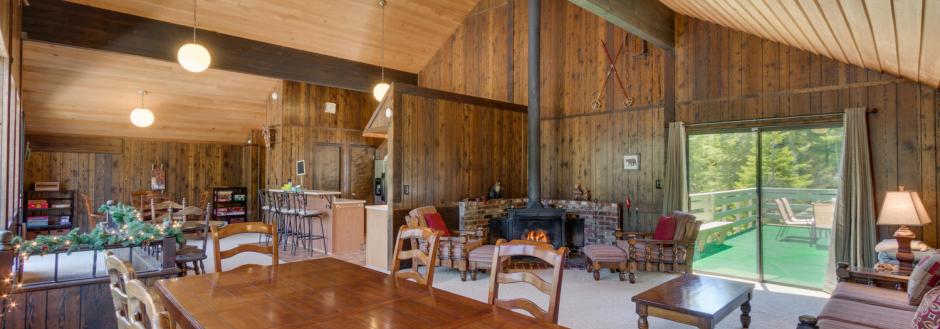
<box><xmin>212</xmin><ymin>187</ymin><xmax>248</xmax><ymax>223</ymax></box>
<box><xmin>23</xmin><ymin>190</ymin><xmax>75</xmax><ymax>239</ymax></box>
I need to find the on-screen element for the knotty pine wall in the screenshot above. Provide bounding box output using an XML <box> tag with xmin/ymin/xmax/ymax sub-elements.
<box><xmin>419</xmin><ymin>0</ymin><xmax>667</xmax><ymax>228</ymax></box>
<box><xmin>674</xmin><ymin>16</ymin><xmax>940</xmax><ymax>245</ymax></box>
<box><xmin>264</xmin><ymin>81</ymin><xmax>382</xmax><ymax>201</ymax></box>
<box><xmin>24</xmin><ymin>136</ymin><xmax>262</xmax><ymax>232</ymax></box>
<box><xmin>1</xmin><ymin>0</ymin><xmax>24</xmax><ymax>229</ymax></box>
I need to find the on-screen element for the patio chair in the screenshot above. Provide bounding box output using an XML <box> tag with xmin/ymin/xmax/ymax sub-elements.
<box><xmin>774</xmin><ymin>198</ymin><xmax>814</xmax><ymax>243</ymax></box>
<box><xmin>811</xmin><ymin>202</ymin><xmax>834</xmax><ymax>245</ymax></box>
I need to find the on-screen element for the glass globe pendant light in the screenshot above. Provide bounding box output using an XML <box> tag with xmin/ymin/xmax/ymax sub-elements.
<box><xmin>372</xmin><ymin>0</ymin><xmax>390</xmax><ymax>101</ymax></box>
<box><xmin>130</xmin><ymin>90</ymin><xmax>154</xmax><ymax>128</ymax></box>
<box><xmin>178</xmin><ymin>0</ymin><xmax>211</xmax><ymax>73</ymax></box>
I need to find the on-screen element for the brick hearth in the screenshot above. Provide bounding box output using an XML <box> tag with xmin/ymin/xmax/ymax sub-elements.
<box><xmin>458</xmin><ymin>198</ymin><xmax>620</xmax><ymax>246</ymax></box>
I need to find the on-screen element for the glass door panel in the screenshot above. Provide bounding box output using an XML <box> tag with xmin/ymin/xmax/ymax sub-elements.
<box><xmin>759</xmin><ymin>127</ymin><xmax>842</xmax><ymax>289</ymax></box>
<box><xmin>688</xmin><ymin>131</ymin><xmax>759</xmax><ymax>280</ymax></box>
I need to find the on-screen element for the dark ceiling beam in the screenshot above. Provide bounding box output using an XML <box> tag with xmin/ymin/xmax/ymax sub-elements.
<box><xmin>569</xmin><ymin>0</ymin><xmax>675</xmax><ymax>50</ymax></box>
<box><xmin>22</xmin><ymin>0</ymin><xmax>417</xmax><ymax>92</ymax></box>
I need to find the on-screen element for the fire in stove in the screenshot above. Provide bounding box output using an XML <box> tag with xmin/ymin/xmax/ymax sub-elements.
<box><xmin>523</xmin><ymin>229</ymin><xmax>550</xmax><ymax>243</ymax></box>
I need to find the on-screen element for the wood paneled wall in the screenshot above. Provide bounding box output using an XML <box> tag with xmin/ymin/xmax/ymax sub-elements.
<box><xmin>418</xmin><ymin>0</ymin><xmax>668</xmax><ymax>225</ymax></box>
<box><xmin>1</xmin><ymin>0</ymin><xmax>24</xmax><ymax>229</ymax></box>
<box><xmin>392</xmin><ymin>91</ymin><xmax>528</xmax><ymax>209</ymax></box>
<box><xmin>264</xmin><ymin>81</ymin><xmax>382</xmax><ymax>201</ymax></box>
<box><xmin>675</xmin><ymin>16</ymin><xmax>940</xmax><ymax>245</ymax></box>
<box><xmin>25</xmin><ymin>135</ymin><xmax>262</xmax><ymax>232</ymax></box>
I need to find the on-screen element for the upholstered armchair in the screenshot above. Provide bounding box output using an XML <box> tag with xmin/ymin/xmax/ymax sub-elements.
<box><xmin>405</xmin><ymin>206</ymin><xmax>485</xmax><ymax>281</ymax></box>
<box><xmin>617</xmin><ymin>211</ymin><xmax>701</xmax><ymax>283</ymax></box>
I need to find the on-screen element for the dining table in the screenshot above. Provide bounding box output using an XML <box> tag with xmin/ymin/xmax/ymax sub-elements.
<box><xmin>155</xmin><ymin>257</ymin><xmax>567</xmax><ymax>329</ymax></box>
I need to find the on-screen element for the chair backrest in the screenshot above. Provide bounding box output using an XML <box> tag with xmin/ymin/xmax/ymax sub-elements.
<box><xmin>390</xmin><ymin>225</ymin><xmax>440</xmax><ymax>286</ymax></box>
<box><xmin>211</xmin><ymin>221</ymin><xmax>278</xmax><ymax>272</ymax></box>
<box><xmin>132</xmin><ymin>190</ymin><xmax>167</xmax><ymax>211</ymax></box>
<box><xmin>150</xmin><ymin>200</ymin><xmax>183</xmax><ymax>223</ymax></box>
<box><xmin>775</xmin><ymin>198</ymin><xmax>798</xmax><ymax>224</ymax></box>
<box><xmin>105</xmin><ymin>251</ymin><xmax>137</xmax><ymax>328</ymax></box>
<box><xmin>813</xmin><ymin>203</ymin><xmax>835</xmax><ymax>229</ymax></box>
<box><xmin>406</xmin><ymin>206</ymin><xmax>438</xmax><ymax>227</ymax></box>
<box><xmin>487</xmin><ymin>240</ymin><xmax>568</xmax><ymax>324</ymax></box>
<box><xmin>80</xmin><ymin>193</ymin><xmax>105</xmax><ymax>226</ymax></box>
<box><xmin>670</xmin><ymin>211</ymin><xmax>700</xmax><ymax>242</ymax></box>
<box><xmin>124</xmin><ymin>279</ymin><xmax>170</xmax><ymax>329</ymax></box>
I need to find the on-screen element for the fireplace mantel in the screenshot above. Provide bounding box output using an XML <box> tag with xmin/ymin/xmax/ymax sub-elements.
<box><xmin>459</xmin><ymin>198</ymin><xmax>620</xmax><ymax>246</ymax></box>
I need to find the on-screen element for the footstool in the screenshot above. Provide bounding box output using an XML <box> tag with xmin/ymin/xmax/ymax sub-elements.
<box><xmin>467</xmin><ymin>239</ymin><xmax>506</xmax><ymax>281</ymax></box>
<box><xmin>583</xmin><ymin>244</ymin><xmax>629</xmax><ymax>282</ymax></box>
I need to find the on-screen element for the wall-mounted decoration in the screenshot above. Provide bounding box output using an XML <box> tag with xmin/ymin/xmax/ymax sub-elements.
<box><xmin>296</xmin><ymin>160</ymin><xmax>306</xmax><ymax>176</ymax></box>
<box><xmin>488</xmin><ymin>181</ymin><xmax>504</xmax><ymax>199</ymax></box>
<box><xmin>150</xmin><ymin>163</ymin><xmax>166</xmax><ymax>190</ymax></box>
<box><xmin>262</xmin><ymin>125</ymin><xmax>275</xmax><ymax>148</ymax></box>
<box><xmin>623</xmin><ymin>154</ymin><xmax>640</xmax><ymax>170</ymax></box>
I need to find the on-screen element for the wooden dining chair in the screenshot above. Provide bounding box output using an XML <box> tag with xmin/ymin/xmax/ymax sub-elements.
<box><xmin>487</xmin><ymin>240</ymin><xmax>569</xmax><ymax>324</ymax></box>
<box><xmin>80</xmin><ymin>193</ymin><xmax>105</xmax><ymax>227</ymax></box>
<box><xmin>125</xmin><ymin>279</ymin><xmax>172</xmax><ymax>329</ymax></box>
<box><xmin>150</xmin><ymin>199</ymin><xmax>183</xmax><ymax>224</ymax></box>
<box><xmin>105</xmin><ymin>251</ymin><xmax>136</xmax><ymax>327</ymax></box>
<box><xmin>211</xmin><ymin>222</ymin><xmax>279</xmax><ymax>272</ymax></box>
<box><xmin>390</xmin><ymin>225</ymin><xmax>440</xmax><ymax>286</ymax></box>
<box><xmin>175</xmin><ymin>203</ymin><xmax>212</xmax><ymax>276</ymax></box>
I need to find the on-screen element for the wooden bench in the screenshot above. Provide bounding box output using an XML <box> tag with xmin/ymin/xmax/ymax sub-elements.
<box><xmin>696</xmin><ymin>217</ymin><xmax>756</xmax><ymax>252</ymax></box>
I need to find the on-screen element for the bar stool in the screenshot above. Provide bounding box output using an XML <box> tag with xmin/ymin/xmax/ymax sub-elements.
<box><xmin>292</xmin><ymin>191</ymin><xmax>327</xmax><ymax>256</ymax></box>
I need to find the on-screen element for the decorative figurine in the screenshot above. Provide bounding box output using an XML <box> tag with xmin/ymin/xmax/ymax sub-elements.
<box><xmin>573</xmin><ymin>183</ymin><xmax>585</xmax><ymax>201</ymax></box>
<box><xmin>488</xmin><ymin>181</ymin><xmax>504</xmax><ymax>199</ymax></box>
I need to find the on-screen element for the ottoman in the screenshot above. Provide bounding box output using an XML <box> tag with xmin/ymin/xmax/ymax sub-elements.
<box><xmin>583</xmin><ymin>244</ymin><xmax>629</xmax><ymax>282</ymax></box>
<box><xmin>467</xmin><ymin>239</ymin><xmax>505</xmax><ymax>281</ymax></box>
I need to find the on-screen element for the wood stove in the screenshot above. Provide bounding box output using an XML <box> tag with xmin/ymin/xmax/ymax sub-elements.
<box><xmin>489</xmin><ymin>207</ymin><xmax>566</xmax><ymax>249</ymax></box>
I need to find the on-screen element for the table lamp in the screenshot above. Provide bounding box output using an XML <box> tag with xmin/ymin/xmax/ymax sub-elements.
<box><xmin>877</xmin><ymin>186</ymin><xmax>932</xmax><ymax>273</ymax></box>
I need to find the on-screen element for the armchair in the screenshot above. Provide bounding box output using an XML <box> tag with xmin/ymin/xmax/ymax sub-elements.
<box><xmin>405</xmin><ymin>206</ymin><xmax>485</xmax><ymax>281</ymax></box>
<box><xmin>617</xmin><ymin>211</ymin><xmax>701</xmax><ymax>283</ymax></box>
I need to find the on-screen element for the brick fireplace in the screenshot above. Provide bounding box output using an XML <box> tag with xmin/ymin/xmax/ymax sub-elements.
<box><xmin>458</xmin><ymin>198</ymin><xmax>621</xmax><ymax>247</ymax></box>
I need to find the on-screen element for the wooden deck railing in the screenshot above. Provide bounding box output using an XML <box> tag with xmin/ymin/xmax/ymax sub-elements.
<box><xmin>689</xmin><ymin>187</ymin><xmax>837</xmax><ymax>224</ymax></box>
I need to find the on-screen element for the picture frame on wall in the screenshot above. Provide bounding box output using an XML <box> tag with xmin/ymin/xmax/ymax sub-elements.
<box><xmin>296</xmin><ymin>160</ymin><xmax>306</xmax><ymax>176</ymax></box>
<box><xmin>623</xmin><ymin>154</ymin><xmax>640</xmax><ymax>170</ymax></box>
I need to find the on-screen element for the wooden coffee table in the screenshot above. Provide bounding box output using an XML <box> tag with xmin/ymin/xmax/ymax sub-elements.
<box><xmin>632</xmin><ymin>274</ymin><xmax>754</xmax><ymax>329</ymax></box>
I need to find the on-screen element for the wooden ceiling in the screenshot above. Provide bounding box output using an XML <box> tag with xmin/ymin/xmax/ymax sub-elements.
<box><xmin>66</xmin><ymin>0</ymin><xmax>481</xmax><ymax>73</ymax></box>
<box><xmin>22</xmin><ymin>41</ymin><xmax>278</xmax><ymax>144</ymax></box>
<box><xmin>659</xmin><ymin>0</ymin><xmax>940</xmax><ymax>88</ymax></box>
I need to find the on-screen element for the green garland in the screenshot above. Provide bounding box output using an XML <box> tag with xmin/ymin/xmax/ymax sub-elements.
<box><xmin>12</xmin><ymin>202</ymin><xmax>185</xmax><ymax>256</ymax></box>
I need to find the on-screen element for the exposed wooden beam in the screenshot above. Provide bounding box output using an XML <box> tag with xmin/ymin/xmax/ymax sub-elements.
<box><xmin>21</xmin><ymin>0</ymin><xmax>417</xmax><ymax>92</ymax></box>
<box><xmin>569</xmin><ymin>0</ymin><xmax>675</xmax><ymax>50</ymax></box>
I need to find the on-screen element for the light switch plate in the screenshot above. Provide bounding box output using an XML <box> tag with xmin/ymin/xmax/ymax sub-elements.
<box><xmin>324</xmin><ymin>102</ymin><xmax>337</xmax><ymax>114</ymax></box>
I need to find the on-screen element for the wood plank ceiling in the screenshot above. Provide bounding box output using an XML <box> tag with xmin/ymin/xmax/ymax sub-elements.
<box><xmin>22</xmin><ymin>41</ymin><xmax>278</xmax><ymax>143</ymax></box>
<box><xmin>66</xmin><ymin>0</ymin><xmax>481</xmax><ymax>73</ymax></box>
<box><xmin>658</xmin><ymin>0</ymin><xmax>940</xmax><ymax>88</ymax></box>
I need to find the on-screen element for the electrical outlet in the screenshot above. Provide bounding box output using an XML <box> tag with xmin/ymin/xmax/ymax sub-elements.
<box><xmin>324</xmin><ymin>102</ymin><xmax>337</xmax><ymax>114</ymax></box>
<box><xmin>403</xmin><ymin>185</ymin><xmax>410</xmax><ymax>195</ymax></box>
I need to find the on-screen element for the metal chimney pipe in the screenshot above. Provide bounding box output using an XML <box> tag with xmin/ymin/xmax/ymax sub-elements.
<box><xmin>527</xmin><ymin>0</ymin><xmax>541</xmax><ymax>209</ymax></box>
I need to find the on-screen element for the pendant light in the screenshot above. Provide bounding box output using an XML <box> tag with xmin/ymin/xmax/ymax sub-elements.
<box><xmin>130</xmin><ymin>90</ymin><xmax>154</xmax><ymax>128</ymax></box>
<box><xmin>372</xmin><ymin>0</ymin><xmax>390</xmax><ymax>101</ymax></box>
<box><xmin>178</xmin><ymin>0</ymin><xmax>211</xmax><ymax>73</ymax></box>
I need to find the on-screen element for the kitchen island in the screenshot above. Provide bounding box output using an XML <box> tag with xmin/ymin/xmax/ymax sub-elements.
<box><xmin>266</xmin><ymin>189</ymin><xmax>365</xmax><ymax>254</ymax></box>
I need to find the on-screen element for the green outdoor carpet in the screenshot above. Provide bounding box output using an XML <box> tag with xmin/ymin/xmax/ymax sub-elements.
<box><xmin>693</xmin><ymin>225</ymin><xmax>830</xmax><ymax>289</ymax></box>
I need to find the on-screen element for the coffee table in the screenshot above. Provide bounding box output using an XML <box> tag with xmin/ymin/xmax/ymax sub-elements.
<box><xmin>632</xmin><ymin>274</ymin><xmax>754</xmax><ymax>329</ymax></box>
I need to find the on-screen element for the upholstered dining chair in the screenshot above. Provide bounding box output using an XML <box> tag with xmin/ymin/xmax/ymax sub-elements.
<box><xmin>390</xmin><ymin>225</ymin><xmax>441</xmax><ymax>286</ymax></box>
<box><xmin>124</xmin><ymin>279</ymin><xmax>171</xmax><ymax>329</ymax></box>
<box><xmin>210</xmin><ymin>221</ymin><xmax>279</xmax><ymax>272</ymax></box>
<box><xmin>486</xmin><ymin>240</ymin><xmax>568</xmax><ymax>324</ymax></box>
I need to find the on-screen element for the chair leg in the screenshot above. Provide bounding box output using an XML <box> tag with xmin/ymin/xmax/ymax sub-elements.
<box><xmin>593</xmin><ymin>261</ymin><xmax>601</xmax><ymax>281</ymax></box>
<box><xmin>618</xmin><ymin>262</ymin><xmax>627</xmax><ymax>281</ymax></box>
<box><xmin>470</xmin><ymin>262</ymin><xmax>478</xmax><ymax>281</ymax></box>
<box><xmin>319</xmin><ymin>215</ymin><xmax>328</xmax><ymax>255</ymax></box>
<box><xmin>628</xmin><ymin>260</ymin><xmax>637</xmax><ymax>284</ymax></box>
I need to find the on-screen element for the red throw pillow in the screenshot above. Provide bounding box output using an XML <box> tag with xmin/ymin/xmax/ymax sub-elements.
<box><xmin>424</xmin><ymin>213</ymin><xmax>451</xmax><ymax>237</ymax></box>
<box><xmin>653</xmin><ymin>215</ymin><xmax>676</xmax><ymax>240</ymax></box>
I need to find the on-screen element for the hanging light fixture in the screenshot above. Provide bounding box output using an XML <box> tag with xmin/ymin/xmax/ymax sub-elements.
<box><xmin>372</xmin><ymin>0</ymin><xmax>390</xmax><ymax>101</ymax></box>
<box><xmin>130</xmin><ymin>90</ymin><xmax>154</xmax><ymax>128</ymax></box>
<box><xmin>178</xmin><ymin>0</ymin><xmax>211</xmax><ymax>73</ymax></box>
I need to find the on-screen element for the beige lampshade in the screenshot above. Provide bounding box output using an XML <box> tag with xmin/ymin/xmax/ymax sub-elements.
<box><xmin>877</xmin><ymin>190</ymin><xmax>932</xmax><ymax>226</ymax></box>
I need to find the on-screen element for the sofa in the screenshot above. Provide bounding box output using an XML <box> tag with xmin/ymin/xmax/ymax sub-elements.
<box><xmin>798</xmin><ymin>263</ymin><xmax>922</xmax><ymax>328</ymax></box>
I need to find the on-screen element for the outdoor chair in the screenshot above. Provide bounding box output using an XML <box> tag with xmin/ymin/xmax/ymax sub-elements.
<box><xmin>774</xmin><ymin>198</ymin><xmax>815</xmax><ymax>243</ymax></box>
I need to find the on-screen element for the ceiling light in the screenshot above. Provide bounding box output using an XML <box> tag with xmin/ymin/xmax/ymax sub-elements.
<box><xmin>372</xmin><ymin>0</ymin><xmax>389</xmax><ymax>101</ymax></box>
<box><xmin>130</xmin><ymin>90</ymin><xmax>154</xmax><ymax>128</ymax></box>
<box><xmin>178</xmin><ymin>0</ymin><xmax>211</xmax><ymax>73</ymax></box>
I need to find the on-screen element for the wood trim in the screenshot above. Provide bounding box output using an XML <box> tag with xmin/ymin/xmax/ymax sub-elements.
<box><xmin>22</xmin><ymin>0</ymin><xmax>417</xmax><ymax>92</ymax></box>
<box><xmin>27</xmin><ymin>134</ymin><xmax>123</xmax><ymax>154</ymax></box>
<box><xmin>394</xmin><ymin>83</ymin><xmax>527</xmax><ymax>112</ymax></box>
<box><xmin>677</xmin><ymin>78</ymin><xmax>906</xmax><ymax>106</ymax></box>
<box><xmin>540</xmin><ymin>103</ymin><xmax>665</xmax><ymax>121</ymax></box>
<box><xmin>569</xmin><ymin>0</ymin><xmax>676</xmax><ymax>50</ymax></box>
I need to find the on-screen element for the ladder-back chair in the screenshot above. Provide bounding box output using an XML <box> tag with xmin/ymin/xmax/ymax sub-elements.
<box><xmin>390</xmin><ymin>225</ymin><xmax>440</xmax><ymax>286</ymax></box>
<box><xmin>487</xmin><ymin>240</ymin><xmax>568</xmax><ymax>324</ymax></box>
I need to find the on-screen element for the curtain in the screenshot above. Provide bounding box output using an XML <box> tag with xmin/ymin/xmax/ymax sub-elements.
<box><xmin>825</xmin><ymin>108</ymin><xmax>877</xmax><ymax>291</ymax></box>
<box><xmin>662</xmin><ymin>122</ymin><xmax>688</xmax><ymax>214</ymax></box>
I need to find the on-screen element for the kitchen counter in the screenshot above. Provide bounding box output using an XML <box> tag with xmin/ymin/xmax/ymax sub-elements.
<box><xmin>266</xmin><ymin>189</ymin><xmax>341</xmax><ymax>196</ymax></box>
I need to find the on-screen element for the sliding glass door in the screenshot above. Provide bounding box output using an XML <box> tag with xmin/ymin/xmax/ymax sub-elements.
<box><xmin>688</xmin><ymin>125</ymin><xmax>843</xmax><ymax>289</ymax></box>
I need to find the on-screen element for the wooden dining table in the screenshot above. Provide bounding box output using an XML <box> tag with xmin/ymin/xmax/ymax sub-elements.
<box><xmin>155</xmin><ymin>258</ymin><xmax>566</xmax><ymax>329</ymax></box>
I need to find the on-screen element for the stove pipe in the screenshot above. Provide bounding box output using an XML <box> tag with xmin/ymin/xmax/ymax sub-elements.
<box><xmin>526</xmin><ymin>0</ymin><xmax>541</xmax><ymax>209</ymax></box>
